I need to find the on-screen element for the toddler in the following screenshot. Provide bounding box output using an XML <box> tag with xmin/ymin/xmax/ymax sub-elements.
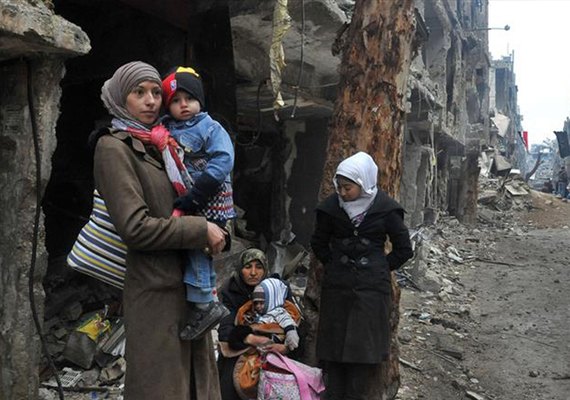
<box><xmin>161</xmin><ymin>66</ymin><xmax>236</xmax><ymax>340</ymax></box>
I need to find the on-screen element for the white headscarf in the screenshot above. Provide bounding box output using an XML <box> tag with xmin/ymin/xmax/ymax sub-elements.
<box><xmin>334</xmin><ymin>151</ymin><xmax>379</xmax><ymax>225</ymax></box>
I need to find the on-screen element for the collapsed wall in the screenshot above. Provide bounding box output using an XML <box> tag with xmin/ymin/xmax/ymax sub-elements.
<box><xmin>401</xmin><ymin>0</ymin><xmax>490</xmax><ymax>227</ymax></box>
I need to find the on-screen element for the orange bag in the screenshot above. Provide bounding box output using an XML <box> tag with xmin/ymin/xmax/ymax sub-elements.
<box><xmin>233</xmin><ymin>351</ymin><xmax>262</xmax><ymax>400</ymax></box>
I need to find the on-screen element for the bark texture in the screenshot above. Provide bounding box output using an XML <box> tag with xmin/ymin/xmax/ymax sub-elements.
<box><xmin>303</xmin><ymin>1</ymin><xmax>416</xmax><ymax>398</ymax></box>
<box><xmin>319</xmin><ymin>0</ymin><xmax>416</xmax><ymax>199</ymax></box>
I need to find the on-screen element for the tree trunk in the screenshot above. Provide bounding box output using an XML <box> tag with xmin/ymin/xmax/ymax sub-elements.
<box><xmin>303</xmin><ymin>1</ymin><xmax>416</xmax><ymax>398</ymax></box>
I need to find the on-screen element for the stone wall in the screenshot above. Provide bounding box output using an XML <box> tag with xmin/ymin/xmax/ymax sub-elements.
<box><xmin>0</xmin><ymin>57</ymin><xmax>64</xmax><ymax>400</ymax></box>
<box><xmin>0</xmin><ymin>1</ymin><xmax>89</xmax><ymax>398</ymax></box>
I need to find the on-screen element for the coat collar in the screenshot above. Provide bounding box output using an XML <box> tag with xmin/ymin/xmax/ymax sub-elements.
<box><xmin>109</xmin><ymin>129</ymin><xmax>163</xmax><ymax>169</ymax></box>
<box><xmin>317</xmin><ymin>190</ymin><xmax>404</xmax><ymax>222</ymax></box>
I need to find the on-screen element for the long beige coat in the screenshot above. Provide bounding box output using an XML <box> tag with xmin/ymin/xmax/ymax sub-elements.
<box><xmin>94</xmin><ymin>130</ymin><xmax>221</xmax><ymax>400</ymax></box>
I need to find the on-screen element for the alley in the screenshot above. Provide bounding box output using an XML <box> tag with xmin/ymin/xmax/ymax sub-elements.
<box><xmin>397</xmin><ymin>191</ymin><xmax>570</xmax><ymax>400</ymax></box>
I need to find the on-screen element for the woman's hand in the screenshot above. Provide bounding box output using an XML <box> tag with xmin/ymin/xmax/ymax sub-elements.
<box><xmin>260</xmin><ymin>343</ymin><xmax>288</xmax><ymax>354</ymax></box>
<box><xmin>244</xmin><ymin>334</ymin><xmax>271</xmax><ymax>347</ymax></box>
<box><xmin>206</xmin><ymin>222</ymin><xmax>227</xmax><ymax>255</ymax></box>
<box><xmin>244</xmin><ymin>334</ymin><xmax>288</xmax><ymax>354</ymax></box>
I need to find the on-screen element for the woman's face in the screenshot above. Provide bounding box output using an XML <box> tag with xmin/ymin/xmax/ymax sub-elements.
<box><xmin>336</xmin><ymin>176</ymin><xmax>362</xmax><ymax>202</ymax></box>
<box><xmin>240</xmin><ymin>260</ymin><xmax>265</xmax><ymax>287</ymax></box>
<box><xmin>125</xmin><ymin>81</ymin><xmax>162</xmax><ymax>125</ymax></box>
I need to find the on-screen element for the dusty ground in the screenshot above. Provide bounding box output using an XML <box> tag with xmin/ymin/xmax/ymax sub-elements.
<box><xmin>396</xmin><ymin>190</ymin><xmax>570</xmax><ymax>400</ymax></box>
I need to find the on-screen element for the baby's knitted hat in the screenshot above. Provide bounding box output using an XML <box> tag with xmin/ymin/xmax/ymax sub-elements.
<box><xmin>162</xmin><ymin>66</ymin><xmax>205</xmax><ymax>109</ymax></box>
<box><xmin>252</xmin><ymin>285</ymin><xmax>265</xmax><ymax>302</ymax></box>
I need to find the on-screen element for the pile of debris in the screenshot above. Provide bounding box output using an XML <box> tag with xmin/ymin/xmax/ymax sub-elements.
<box><xmin>476</xmin><ymin>173</ymin><xmax>534</xmax><ymax>228</ymax></box>
<box><xmin>39</xmin><ymin>277</ymin><xmax>125</xmax><ymax>400</ymax></box>
<box><xmin>398</xmin><ymin>170</ymin><xmax>537</xmax><ymax>321</ymax></box>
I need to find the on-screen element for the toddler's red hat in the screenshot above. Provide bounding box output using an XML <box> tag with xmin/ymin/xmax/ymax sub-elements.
<box><xmin>162</xmin><ymin>66</ymin><xmax>205</xmax><ymax>109</ymax></box>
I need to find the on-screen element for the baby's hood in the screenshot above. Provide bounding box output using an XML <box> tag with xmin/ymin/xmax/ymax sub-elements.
<box><xmin>257</xmin><ymin>278</ymin><xmax>288</xmax><ymax>314</ymax></box>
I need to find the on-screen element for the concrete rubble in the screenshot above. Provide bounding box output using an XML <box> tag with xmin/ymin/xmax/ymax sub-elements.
<box><xmin>38</xmin><ymin>231</ymin><xmax>312</xmax><ymax>399</ymax></box>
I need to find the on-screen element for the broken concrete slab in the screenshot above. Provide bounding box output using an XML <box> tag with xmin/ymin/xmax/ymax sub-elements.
<box><xmin>99</xmin><ymin>357</ymin><xmax>126</xmax><ymax>384</ymax></box>
<box><xmin>477</xmin><ymin>208</ymin><xmax>496</xmax><ymax>224</ymax></box>
<box><xmin>63</xmin><ymin>331</ymin><xmax>97</xmax><ymax>370</ymax></box>
<box><xmin>435</xmin><ymin>334</ymin><xmax>464</xmax><ymax>360</ymax></box>
<box><xmin>62</xmin><ymin>301</ymin><xmax>83</xmax><ymax>322</ymax></box>
<box><xmin>490</xmin><ymin>154</ymin><xmax>512</xmax><ymax>176</ymax></box>
<box><xmin>477</xmin><ymin>190</ymin><xmax>498</xmax><ymax>205</ymax></box>
<box><xmin>0</xmin><ymin>0</ymin><xmax>90</xmax><ymax>61</ymax></box>
<box><xmin>505</xmin><ymin>183</ymin><xmax>529</xmax><ymax>197</ymax></box>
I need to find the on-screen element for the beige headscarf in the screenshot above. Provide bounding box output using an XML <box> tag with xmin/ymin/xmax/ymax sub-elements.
<box><xmin>100</xmin><ymin>61</ymin><xmax>161</xmax><ymax>126</ymax></box>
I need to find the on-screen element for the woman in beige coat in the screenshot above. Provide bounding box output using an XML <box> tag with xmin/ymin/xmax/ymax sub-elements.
<box><xmin>93</xmin><ymin>61</ymin><xmax>225</xmax><ymax>399</ymax></box>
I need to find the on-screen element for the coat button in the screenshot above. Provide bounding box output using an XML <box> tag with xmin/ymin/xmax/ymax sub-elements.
<box><xmin>361</xmin><ymin>238</ymin><xmax>370</xmax><ymax>245</ymax></box>
<box><xmin>353</xmin><ymin>230</ymin><xmax>358</xmax><ymax>236</ymax></box>
<box><xmin>359</xmin><ymin>257</ymin><xmax>369</xmax><ymax>265</ymax></box>
<box><xmin>340</xmin><ymin>255</ymin><xmax>349</xmax><ymax>264</ymax></box>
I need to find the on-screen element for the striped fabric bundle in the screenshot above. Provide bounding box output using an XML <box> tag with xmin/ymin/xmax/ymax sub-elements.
<box><xmin>67</xmin><ymin>190</ymin><xmax>126</xmax><ymax>289</ymax></box>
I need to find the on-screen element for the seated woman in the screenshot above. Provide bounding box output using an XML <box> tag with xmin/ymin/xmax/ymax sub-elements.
<box><xmin>217</xmin><ymin>249</ymin><xmax>299</xmax><ymax>400</ymax></box>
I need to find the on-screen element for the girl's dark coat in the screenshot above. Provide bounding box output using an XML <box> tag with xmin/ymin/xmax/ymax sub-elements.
<box><xmin>311</xmin><ymin>191</ymin><xmax>413</xmax><ymax>364</ymax></box>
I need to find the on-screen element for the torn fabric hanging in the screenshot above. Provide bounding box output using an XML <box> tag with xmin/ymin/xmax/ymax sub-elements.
<box><xmin>270</xmin><ymin>0</ymin><xmax>292</xmax><ymax>116</ymax></box>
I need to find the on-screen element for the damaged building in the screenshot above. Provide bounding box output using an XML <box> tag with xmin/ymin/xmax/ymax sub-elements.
<box><xmin>1</xmin><ymin>0</ymin><xmax>493</xmax><ymax>398</ymax></box>
<box><xmin>488</xmin><ymin>53</ymin><xmax>528</xmax><ymax>177</ymax></box>
<box><xmin>401</xmin><ymin>0</ymin><xmax>490</xmax><ymax>226</ymax></box>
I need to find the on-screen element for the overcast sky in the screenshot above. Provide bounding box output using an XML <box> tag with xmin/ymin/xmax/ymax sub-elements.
<box><xmin>489</xmin><ymin>0</ymin><xmax>570</xmax><ymax>145</ymax></box>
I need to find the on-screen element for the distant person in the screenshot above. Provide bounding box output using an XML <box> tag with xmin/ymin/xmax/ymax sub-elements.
<box><xmin>541</xmin><ymin>178</ymin><xmax>554</xmax><ymax>194</ymax></box>
<box><xmin>557</xmin><ymin>166</ymin><xmax>568</xmax><ymax>198</ymax></box>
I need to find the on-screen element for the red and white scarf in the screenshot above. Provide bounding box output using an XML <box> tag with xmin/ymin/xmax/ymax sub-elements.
<box><xmin>112</xmin><ymin>119</ymin><xmax>193</xmax><ymax>216</ymax></box>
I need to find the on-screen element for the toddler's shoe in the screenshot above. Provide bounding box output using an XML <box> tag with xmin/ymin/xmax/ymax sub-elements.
<box><xmin>180</xmin><ymin>302</ymin><xmax>230</xmax><ymax>341</ymax></box>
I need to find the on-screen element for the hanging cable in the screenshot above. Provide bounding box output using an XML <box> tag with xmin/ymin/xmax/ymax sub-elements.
<box><xmin>290</xmin><ymin>0</ymin><xmax>306</xmax><ymax>119</ymax></box>
<box><xmin>26</xmin><ymin>57</ymin><xmax>65</xmax><ymax>400</ymax></box>
<box><xmin>236</xmin><ymin>79</ymin><xmax>268</xmax><ymax>147</ymax></box>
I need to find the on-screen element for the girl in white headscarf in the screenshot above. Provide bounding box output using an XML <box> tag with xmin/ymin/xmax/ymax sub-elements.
<box><xmin>334</xmin><ymin>151</ymin><xmax>379</xmax><ymax>226</ymax></box>
<box><xmin>311</xmin><ymin>151</ymin><xmax>413</xmax><ymax>400</ymax></box>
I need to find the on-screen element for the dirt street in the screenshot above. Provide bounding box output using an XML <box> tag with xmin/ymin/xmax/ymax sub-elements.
<box><xmin>396</xmin><ymin>191</ymin><xmax>570</xmax><ymax>400</ymax></box>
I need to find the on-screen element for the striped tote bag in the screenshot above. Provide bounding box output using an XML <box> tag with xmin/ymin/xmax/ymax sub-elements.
<box><xmin>67</xmin><ymin>190</ymin><xmax>126</xmax><ymax>289</ymax></box>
